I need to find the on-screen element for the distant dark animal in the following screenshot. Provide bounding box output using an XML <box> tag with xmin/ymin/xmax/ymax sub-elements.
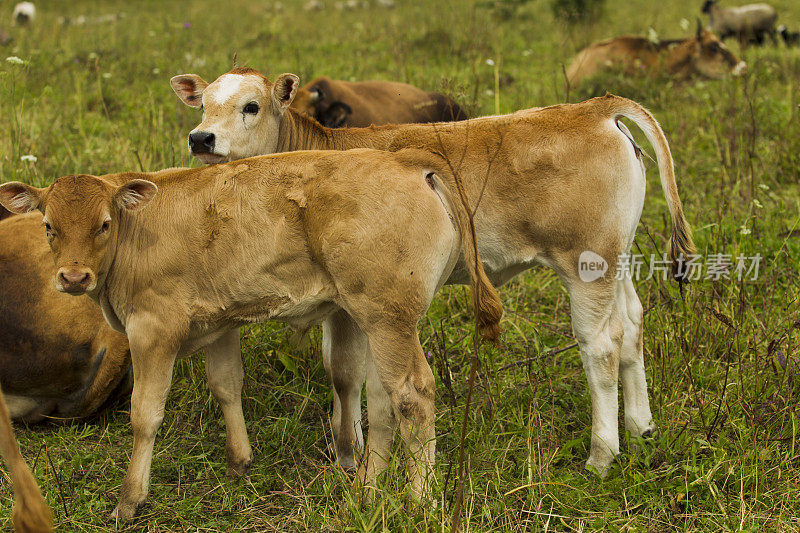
<box><xmin>290</xmin><ymin>76</ymin><xmax>468</xmax><ymax>127</ymax></box>
<box><xmin>702</xmin><ymin>0</ymin><xmax>778</xmax><ymax>46</ymax></box>
<box><xmin>778</xmin><ymin>25</ymin><xmax>800</xmax><ymax>46</ymax></box>
<box><xmin>567</xmin><ymin>24</ymin><xmax>746</xmax><ymax>85</ymax></box>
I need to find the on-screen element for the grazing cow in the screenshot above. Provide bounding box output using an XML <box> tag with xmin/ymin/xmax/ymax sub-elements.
<box><xmin>702</xmin><ymin>0</ymin><xmax>778</xmax><ymax>46</ymax></box>
<box><xmin>171</xmin><ymin>68</ymin><xmax>696</xmax><ymax>492</ymax></box>
<box><xmin>0</xmin><ymin>149</ymin><xmax>502</xmax><ymax>521</ymax></box>
<box><xmin>0</xmin><ymin>212</ymin><xmax>132</xmax><ymax>422</ymax></box>
<box><xmin>778</xmin><ymin>25</ymin><xmax>800</xmax><ymax>46</ymax></box>
<box><xmin>0</xmin><ymin>384</ymin><xmax>53</xmax><ymax>532</ymax></box>
<box><xmin>566</xmin><ymin>25</ymin><xmax>746</xmax><ymax>85</ymax></box>
<box><xmin>12</xmin><ymin>2</ymin><xmax>35</xmax><ymax>25</ymax></box>
<box><xmin>288</xmin><ymin>76</ymin><xmax>468</xmax><ymax>127</ymax></box>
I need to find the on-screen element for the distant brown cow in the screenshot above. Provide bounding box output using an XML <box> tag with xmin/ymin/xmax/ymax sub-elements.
<box><xmin>0</xmin><ymin>211</ymin><xmax>132</xmax><ymax>422</ymax></box>
<box><xmin>566</xmin><ymin>25</ymin><xmax>746</xmax><ymax>85</ymax></box>
<box><xmin>0</xmin><ymin>384</ymin><xmax>53</xmax><ymax>532</ymax></box>
<box><xmin>289</xmin><ymin>76</ymin><xmax>468</xmax><ymax>127</ymax></box>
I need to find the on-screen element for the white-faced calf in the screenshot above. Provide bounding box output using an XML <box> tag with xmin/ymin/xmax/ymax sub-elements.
<box><xmin>0</xmin><ymin>149</ymin><xmax>501</xmax><ymax>522</ymax></box>
<box><xmin>171</xmin><ymin>67</ymin><xmax>697</xmax><ymax>485</ymax></box>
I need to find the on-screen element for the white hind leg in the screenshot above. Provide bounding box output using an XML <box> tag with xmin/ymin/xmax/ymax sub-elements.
<box><xmin>568</xmin><ymin>278</ymin><xmax>624</xmax><ymax>477</ymax></box>
<box><xmin>617</xmin><ymin>278</ymin><xmax>655</xmax><ymax>438</ymax></box>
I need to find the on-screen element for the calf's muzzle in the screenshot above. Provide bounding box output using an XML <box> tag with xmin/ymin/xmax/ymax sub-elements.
<box><xmin>188</xmin><ymin>131</ymin><xmax>215</xmax><ymax>154</ymax></box>
<box><xmin>56</xmin><ymin>267</ymin><xmax>94</xmax><ymax>294</ymax></box>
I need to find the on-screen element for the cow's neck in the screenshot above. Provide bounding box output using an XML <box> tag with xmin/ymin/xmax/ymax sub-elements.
<box><xmin>276</xmin><ymin>109</ymin><xmax>402</xmax><ymax>153</ymax></box>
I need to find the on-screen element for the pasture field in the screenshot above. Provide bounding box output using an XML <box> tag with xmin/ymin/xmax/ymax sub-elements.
<box><xmin>1</xmin><ymin>0</ymin><xmax>800</xmax><ymax>530</ymax></box>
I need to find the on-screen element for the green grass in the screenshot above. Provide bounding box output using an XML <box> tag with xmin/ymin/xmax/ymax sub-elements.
<box><xmin>1</xmin><ymin>0</ymin><xmax>800</xmax><ymax>530</ymax></box>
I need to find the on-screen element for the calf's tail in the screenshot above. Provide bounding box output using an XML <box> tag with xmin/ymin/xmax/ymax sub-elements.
<box><xmin>605</xmin><ymin>94</ymin><xmax>697</xmax><ymax>285</ymax></box>
<box><xmin>399</xmin><ymin>148</ymin><xmax>503</xmax><ymax>343</ymax></box>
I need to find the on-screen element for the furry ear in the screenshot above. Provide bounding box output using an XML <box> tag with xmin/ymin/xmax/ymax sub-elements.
<box><xmin>114</xmin><ymin>180</ymin><xmax>158</xmax><ymax>212</ymax></box>
<box><xmin>170</xmin><ymin>74</ymin><xmax>209</xmax><ymax>108</ymax></box>
<box><xmin>0</xmin><ymin>181</ymin><xmax>44</xmax><ymax>213</ymax></box>
<box><xmin>309</xmin><ymin>86</ymin><xmax>324</xmax><ymax>103</ymax></box>
<box><xmin>271</xmin><ymin>73</ymin><xmax>300</xmax><ymax>111</ymax></box>
<box><xmin>319</xmin><ymin>102</ymin><xmax>352</xmax><ymax>128</ymax></box>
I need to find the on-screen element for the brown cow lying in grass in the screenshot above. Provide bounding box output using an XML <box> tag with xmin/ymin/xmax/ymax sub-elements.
<box><xmin>0</xmin><ymin>384</ymin><xmax>53</xmax><ymax>532</ymax></box>
<box><xmin>0</xmin><ymin>148</ymin><xmax>501</xmax><ymax>522</ymax></box>
<box><xmin>287</xmin><ymin>76</ymin><xmax>468</xmax><ymax>127</ymax></box>
<box><xmin>566</xmin><ymin>25</ymin><xmax>746</xmax><ymax>85</ymax></box>
<box><xmin>0</xmin><ymin>210</ymin><xmax>132</xmax><ymax>422</ymax></box>
<box><xmin>171</xmin><ymin>68</ymin><xmax>696</xmax><ymax>490</ymax></box>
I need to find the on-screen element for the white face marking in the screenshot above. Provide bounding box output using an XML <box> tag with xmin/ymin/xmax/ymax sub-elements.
<box><xmin>210</xmin><ymin>74</ymin><xmax>245</xmax><ymax>105</ymax></box>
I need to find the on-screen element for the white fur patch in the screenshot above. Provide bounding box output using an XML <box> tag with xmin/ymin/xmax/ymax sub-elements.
<box><xmin>210</xmin><ymin>74</ymin><xmax>245</xmax><ymax>105</ymax></box>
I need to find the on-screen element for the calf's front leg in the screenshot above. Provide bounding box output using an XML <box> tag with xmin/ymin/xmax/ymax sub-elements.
<box><xmin>205</xmin><ymin>329</ymin><xmax>252</xmax><ymax>476</ymax></box>
<box><xmin>322</xmin><ymin>310</ymin><xmax>367</xmax><ymax>469</ymax></box>
<box><xmin>111</xmin><ymin>324</ymin><xmax>179</xmax><ymax>524</ymax></box>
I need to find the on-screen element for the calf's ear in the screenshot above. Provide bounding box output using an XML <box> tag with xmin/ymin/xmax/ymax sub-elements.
<box><xmin>114</xmin><ymin>180</ymin><xmax>158</xmax><ymax>212</ymax></box>
<box><xmin>171</xmin><ymin>74</ymin><xmax>209</xmax><ymax>108</ymax></box>
<box><xmin>271</xmin><ymin>73</ymin><xmax>300</xmax><ymax>112</ymax></box>
<box><xmin>0</xmin><ymin>181</ymin><xmax>44</xmax><ymax>214</ymax></box>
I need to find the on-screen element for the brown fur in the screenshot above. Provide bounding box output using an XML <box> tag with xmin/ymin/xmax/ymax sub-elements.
<box><xmin>0</xmin><ymin>213</ymin><xmax>131</xmax><ymax>422</ymax></box>
<box><xmin>291</xmin><ymin>76</ymin><xmax>468</xmax><ymax>127</ymax></box>
<box><xmin>0</xmin><ymin>384</ymin><xmax>53</xmax><ymax>532</ymax></box>
<box><xmin>172</xmin><ymin>69</ymin><xmax>697</xmax><ymax>484</ymax></box>
<box><xmin>0</xmin><ymin>149</ymin><xmax>499</xmax><ymax>521</ymax></box>
<box><xmin>566</xmin><ymin>29</ymin><xmax>744</xmax><ymax>85</ymax></box>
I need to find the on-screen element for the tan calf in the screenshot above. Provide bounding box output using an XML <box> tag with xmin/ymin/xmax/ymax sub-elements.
<box><xmin>289</xmin><ymin>76</ymin><xmax>468</xmax><ymax>127</ymax></box>
<box><xmin>0</xmin><ymin>213</ymin><xmax>131</xmax><ymax>422</ymax></box>
<box><xmin>0</xmin><ymin>149</ymin><xmax>501</xmax><ymax>522</ymax></box>
<box><xmin>566</xmin><ymin>25</ymin><xmax>746</xmax><ymax>85</ymax></box>
<box><xmin>0</xmin><ymin>384</ymin><xmax>53</xmax><ymax>532</ymax></box>
<box><xmin>171</xmin><ymin>68</ymin><xmax>696</xmax><ymax>484</ymax></box>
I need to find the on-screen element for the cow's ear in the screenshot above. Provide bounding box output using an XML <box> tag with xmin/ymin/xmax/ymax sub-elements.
<box><xmin>171</xmin><ymin>74</ymin><xmax>209</xmax><ymax>108</ymax></box>
<box><xmin>271</xmin><ymin>73</ymin><xmax>300</xmax><ymax>112</ymax></box>
<box><xmin>309</xmin><ymin>86</ymin><xmax>324</xmax><ymax>103</ymax></box>
<box><xmin>114</xmin><ymin>180</ymin><xmax>158</xmax><ymax>212</ymax></box>
<box><xmin>0</xmin><ymin>181</ymin><xmax>44</xmax><ymax>214</ymax></box>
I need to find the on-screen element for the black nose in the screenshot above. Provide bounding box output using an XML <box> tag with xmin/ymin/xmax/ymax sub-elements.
<box><xmin>188</xmin><ymin>131</ymin><xmax>215</xmax><ymax>154</ymax></box>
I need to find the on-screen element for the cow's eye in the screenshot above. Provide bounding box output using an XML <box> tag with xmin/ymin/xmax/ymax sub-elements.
<box><xmin>44</xmin><ymin>222</ymin><xmax>55</xmax><ymax>237</ymax></box>
<box><xmin>98</xmin><ymin>220</ymin><xmax>110</xmax><ymax>235</ymax></box>
<box><xmin>243</xmin><ymin>102</ymin><xmax>259</xmax><ymax>115</ymax></box>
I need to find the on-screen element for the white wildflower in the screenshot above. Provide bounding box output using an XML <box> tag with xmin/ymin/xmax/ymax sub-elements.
<box><xmin>753</xmin><ymin>199</ymin><xmax>763</xmax><ymax>209</ymax></box>
<box><xmin>486</xmin><ymin>58</ymin><xmax>495</xmax><ymax>67</ymax></box>
<box><xmin>739</xmin><ymin>225</ymin><xmax>751</xmax><ymax>235</ymax></box>
<box><xmin>680</xmin><ymin>18</ymin><xmax>690</xmax><ymax>31</ymax></box>
<box><xmin>758</xmin><ymin>183</ymin><xmax>770</xmax><ymax>191</ymax></box>
<box><xmin>102</xmin><ymin>72</ymin><xmax>112</xmax><ymax>79</ymax></box>
<box><xmin>5</xmin><ymin>56</ymin><xmax>26</xmax><ymax>65</ymax></box>
<box><xmin>20</xmin><ymin>154</ymin><xmax>37</xmax><ymax>163</ymax></box>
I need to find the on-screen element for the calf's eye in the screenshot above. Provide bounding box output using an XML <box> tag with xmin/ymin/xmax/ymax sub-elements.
<box><xmin>243</xmin><ymin>102</ymin><xmax>259</xmax><ymax>115</ymax></box>
<box><xmin>98</xmin><ymin>220</ymin><xmax>110</xmax><ymax>234</ymax></box>
<box><xmin>44</xmin><ymin>222</ymin><xmax>55</xmax><ymax>238</ymax></box>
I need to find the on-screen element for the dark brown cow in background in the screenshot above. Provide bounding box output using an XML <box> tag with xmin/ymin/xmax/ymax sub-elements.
<box><xmin>0</xmin><ymin>212</ymin><xmax>132</xmax><ymax>422</ymax></box>
<box><xmin>290</xmin><ymin>76</ymin><xmax>468</xmax><ymax>127</ymax></box>
<box><xmin>566</xmin><ymin>25</ymin><xmax>746</xmax><ymax>85</ymax></box>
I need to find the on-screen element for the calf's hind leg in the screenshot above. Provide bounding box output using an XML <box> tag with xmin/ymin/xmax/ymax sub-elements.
<box><xmin>567</xmin><ymin>277</ymin><xmax>624</xmax><ymax>477</ymax></box>
<box><xmin>359</xmin><ymin>328</ymin><xmax>436</xmax><ymax>502</ymax></box>
<box><xmin>616</xmin><ymin>278</ymin><xmax>655</xmax><ymax>439</ymax></box>
<box><xmin>205</xmin><ymin>328</ymin><xmax>253</xmax><ymax>476</ymax></box>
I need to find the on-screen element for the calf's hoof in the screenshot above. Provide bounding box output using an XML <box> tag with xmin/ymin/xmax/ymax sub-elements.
<box><xmin>335</xmin><ymin>450</ymin><xmax>357</xmax><ymax>471</ymax></box>
<box><xmin>110</xmin><ymin>499</ymin><xmax>141</xmax><ymax>525</ymax></box>
<box><xmin>585</xmin><ymin>450</ymin><xmax>617</xmax><ymax>479</ymax></box>
<box><xmin>226</xmin><ymin>458</ymin><xmax>253</xmax><ymax>478</ymax></box>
